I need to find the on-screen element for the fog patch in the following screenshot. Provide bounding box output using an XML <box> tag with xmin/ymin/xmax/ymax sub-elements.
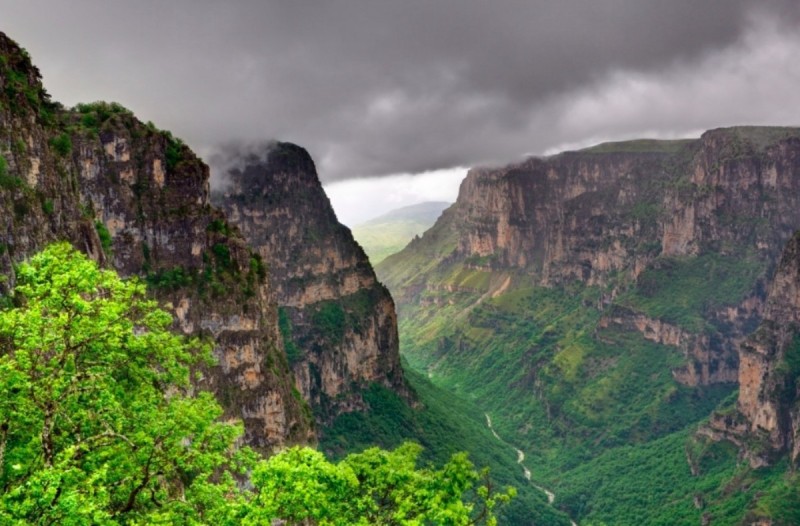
<box><xmin>207</xmin><ymin>140</ymin><xmax>281</xmax><ymax>192</ymax></box>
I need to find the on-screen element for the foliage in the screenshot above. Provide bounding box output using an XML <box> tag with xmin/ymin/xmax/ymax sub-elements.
<box><xmin>207</xmin><ymin>218</ymin><xmax>232</xmax><ymax>236</ymax></box>
<box><xmin>748</xmin><ymin>471</ymin><xmax>800</xmax><ymax>525</ymax></box>
<box><xmin>41</xmin><ymin>199</ymin><xmax>54</xmax><ymax>215</ymax></box>
<box><xmin>394</xmin><ymin>271</ymin><xmax>737</xmax><ymax>523</ymax></box>
<box><xmin>243</xmin><ymin>442</ymin><xmax>515</xmax><ymax>526</ymax></box>
<box><xmin>312</xmin><ymin>301</ymin><xmax>346</xmax><ymax>343</ymax></box>
<box><xmin>72</xmin><ymin>101</ymin><xmax>133</xmax><ymax>136</ymax></box>
<box><xmin>0</xmin><ymin>154</ymin><xmax>24</xmax><ymax>190</ymax></box>
<box><xmin>211</xmin><ymin>243</ymin><xmax>233</xmax><ymax>270</ymax></box>
<box><xmin>0</xmin><ymin>244</ymin><xmax>508</xmax><ymax>524</ymax></box>
<box><xmin>142</xmin><ymin>241</ymin><xmax>256</xmax><ymax>301</ymax></box>
<box><xmin>49</xmin><ymin>132</ymin><xmax>72</xmax><ymax>157</ymax></box>
<box><xmin>248</xmin><ymin>254</ymin><xmax>266</xmax><ymax>283</ymax></box>
<box><xmin>94</xmin><ymin>220</ymin><xmax>112</xmax><ymax>254</ymax></box>
<box><xmin>322</xmin><ymin>375</ymin><xmax>573</xmax><ymax>525</ymax></box>
<box><xmin>1</xmin><ymin>52</ymin><xmax>59</xmax><ymax>124</ymax></box>
<box><xmin>555</xmin><ymin>432</ymin><xmax>800</xmax><ymax>526</ymax></box>
<box><xmin>0</xmin><ymin>243</ymin><xmax>245</xmax><ymax>524</ymax></box>
<box><xmin>146</xmin><ymin>265</ymin><xmax>194</xmax><ymax>291</ymax></box>
<box><xmin>277</xmin><ymin>307</ymin><xmax>302</xmax><ymax>366</ymax></box>
<box><xmin>164</xmin><ymin>134</ymin><xmax>185</xmax><ymax>171</ymax></box>
<box><xmin>400</xmin><ymin>282</ymin><xmax>718</xmax><ymax>447</ymax></box>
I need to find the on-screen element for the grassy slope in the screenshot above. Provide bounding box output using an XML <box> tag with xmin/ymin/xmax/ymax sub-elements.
<box><xmin>378</xmin><ymin>245</ymin><xmax>799</xmax><ymax>524</ymax></box>
<box><xmin>351</xmin><ymin>201</ymin><xmax>451</xmax><ymax>264</ymax></box>
<box><xmin>366</xmin><ymin>130</ymin><xmax>800</xmax><ymax>524</ymax></box>
<box><xmin>320</xmin><ymin>368</ymin><xmax>573</xmax><ymax>525</ymax></box>
<box><xmin>617</xmin><ymin>252</ymin><xmax>762</xmax><ymax>332</ymax></box>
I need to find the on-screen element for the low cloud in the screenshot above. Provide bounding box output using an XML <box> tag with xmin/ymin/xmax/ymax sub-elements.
<box><xmin>206</xmin><ymin>141</ymin><xmax>283</xmax><ymax>192</ymax></box>
<box><xmin>542</xmin><ymin>12</ymin><xmax>800</xmax><ymax>152</ymax></box>
<box><xmin>324</xmin><ymin>168</ymin><xmax>466</xmax><ymax>227</ymax></box>
<box><xmin>2</xmin><ymin>1</ymin><xmax>799</xmax><ymax>181</ymax></box>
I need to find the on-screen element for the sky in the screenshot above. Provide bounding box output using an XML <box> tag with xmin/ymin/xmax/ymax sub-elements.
<box><xmin>3</xmin><ymin>1</ymin><xmax>800</xmax><ymax>225</ymax></box>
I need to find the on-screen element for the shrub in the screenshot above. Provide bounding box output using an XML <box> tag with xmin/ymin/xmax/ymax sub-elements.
<box><xmin>49</xmin><ymin>132</ymin><xmax>72</xmax><ymax>157</ymax></box>
<box><xmin>94</xmin><ymin>220</ymin><xmax>112</xmax><ymax>253</ymax></box>
<box><xmin>0</xmin><ymin>154</ymin><xmax>23</xmax><ymax>189</ymax></box>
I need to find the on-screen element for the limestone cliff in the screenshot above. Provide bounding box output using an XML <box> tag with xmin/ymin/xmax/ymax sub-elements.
<box><xmin>212</xmin><ymin>143</ymin><xmax>408</xmax><ymax>420</ymax></box>
<box><xmin>0</xmin><ymin>32</ymin><xmax>313</xmax><ymax>451</ymax></box>
<box><xmin>381</xmin><ymin>130</ymin><xmax>800</xmax><ymax>387</ymax></box>
<box><xmin>446</xmin><ymin>130</ymin><xmax>800</xmax><ymax>285</ymax></box>
<box><xmin>703</xmin><ymin>231</ymin><xmax>800</xmax><ymax>468</ymax></box>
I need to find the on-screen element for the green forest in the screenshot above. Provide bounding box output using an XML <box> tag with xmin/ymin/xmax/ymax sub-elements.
<box><xmin>0</xmin><ymin>244</ymin><xmax>512</xmax><ymax>525</ymax></box>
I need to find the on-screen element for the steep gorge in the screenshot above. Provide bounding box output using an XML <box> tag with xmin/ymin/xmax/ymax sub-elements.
<box><xmin>379</xmin><ymin>128</ymin><xmax>800</xmax><ymax>523</ymax></box>
<box><xmin>383</xmin><ymin>130</ymin><xmax>800</xmax><ymax>390</ymax></box>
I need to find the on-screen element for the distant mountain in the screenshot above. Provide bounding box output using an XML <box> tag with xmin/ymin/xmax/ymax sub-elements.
<box><xmin>352</xmin><ymin>201</ymin><xmax>451</xmax><ymax>264</ymax></box>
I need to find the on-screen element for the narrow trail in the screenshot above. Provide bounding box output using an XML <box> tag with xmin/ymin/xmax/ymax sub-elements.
<box><xmin>485</xmin><ymin>414</ymin><xmax>577</xmax><ymax>526</ymax></box>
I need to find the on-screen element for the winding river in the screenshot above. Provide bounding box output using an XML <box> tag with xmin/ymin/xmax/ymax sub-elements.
<box><xmin>484</xmin><ymin>414</ymin><xmax>576</xmax><ymax>526</ymax></box>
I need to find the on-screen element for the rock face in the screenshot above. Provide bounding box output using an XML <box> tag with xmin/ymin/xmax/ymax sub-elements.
<box><xmin>449</xmin><ymin>131</ymin><xmax>800</xmax><ymax>285</ymax></box>
<box><xmin>212</xmin><ymin>143</ymin><xmax>408</xmax><ymax>420</ymax></box>
<box><xmin>382</xmin><ymin>131</ymin><xmax>800</xmax><ymax>387</ymax></box>
<box><xmin>598</xmin><ymin>306</ymin><xmax>739</xmax><ymax>386</ymax></box>
<box><xmin>704</xmin><ymin>232</ymin><xmax>800</xmax><ymax>467</ymax></box>
<box><xmin>0</xmin><ymin>32</ymin><xmax>313</xmax><ymax>451</ymax></box>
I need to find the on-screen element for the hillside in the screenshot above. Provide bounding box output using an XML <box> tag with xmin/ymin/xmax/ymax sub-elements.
<box><xmin>378</xmin><ymin>128</ymin><xmax>800</xmax><ymax>524</ymax></box>
<box><xmin>351</xmin><ymin>201</ymin><xmax>451</xmax><ymax>264</ymax></box>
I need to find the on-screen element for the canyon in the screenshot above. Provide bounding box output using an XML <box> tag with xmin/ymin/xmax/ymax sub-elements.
<box><xmin>4</xmin><ymin>26</ymin><xmax>800</xmax><ymax>524</ymax></box>
<box><xmin>379</xmin><ymin>128</ymin><xmax>800</xmax><ymax>523</ymax></box>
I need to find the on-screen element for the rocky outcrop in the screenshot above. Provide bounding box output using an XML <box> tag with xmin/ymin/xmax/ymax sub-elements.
<box><xmin>212</xmin><ymin>143</ymin><xmax>408</xmax><ymax>420</ymax></box>
<box><xmin>704</xmin><ymin>232</ymin><xmax>800</xmax><ymax>467</ymax></box>
<box><xmin>598</xmin><ymin>306</ymin><xmax>739</xmax><ymax>386</ymax></box>
<box><xmin>0</xmin><ymin>34</ymin><xmax>104</xmax><ymax>283</ymax></box>
<box><xmin>0</xmin><ymin>31</ymin><xmax>313</xmax><ymax>451</ymax></box>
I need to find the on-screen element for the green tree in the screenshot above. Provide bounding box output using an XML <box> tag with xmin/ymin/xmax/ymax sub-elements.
<box><xmin>244</xmin><ymin>442</ymin><xmax>515</xmax><ymax>526</ymax></box>
<box><xmin>0</xmin><ymin>243</ymin><xmax>244</xmax><ymax>524</ymax></box>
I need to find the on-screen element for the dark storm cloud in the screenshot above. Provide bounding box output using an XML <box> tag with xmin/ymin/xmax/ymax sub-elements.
<box><xmin>2</xmin><ymin>0</ymin><xmax>799</xmax><ymax>180</ymax></box>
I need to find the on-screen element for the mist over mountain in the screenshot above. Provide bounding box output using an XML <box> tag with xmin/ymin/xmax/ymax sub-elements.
<box><xmin>352</xmin><ymin>201</ymin><xmax>452</xmax><ymax>264</ymax></box>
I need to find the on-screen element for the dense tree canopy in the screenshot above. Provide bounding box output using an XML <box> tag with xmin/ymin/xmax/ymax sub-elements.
<box><xmin>245</xmin><ymin>443</ymin><xmax>514</xmax><ymax>526</ymax></box>
<box><xmin>0</xmin><ymin>243</ymin><xmax>512</xmax><ymax>525</ymax></box>
<box><xmin>0</xmin><ymin>242</ymin><xmax>244</xmax><ymax>524</ymax></box>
